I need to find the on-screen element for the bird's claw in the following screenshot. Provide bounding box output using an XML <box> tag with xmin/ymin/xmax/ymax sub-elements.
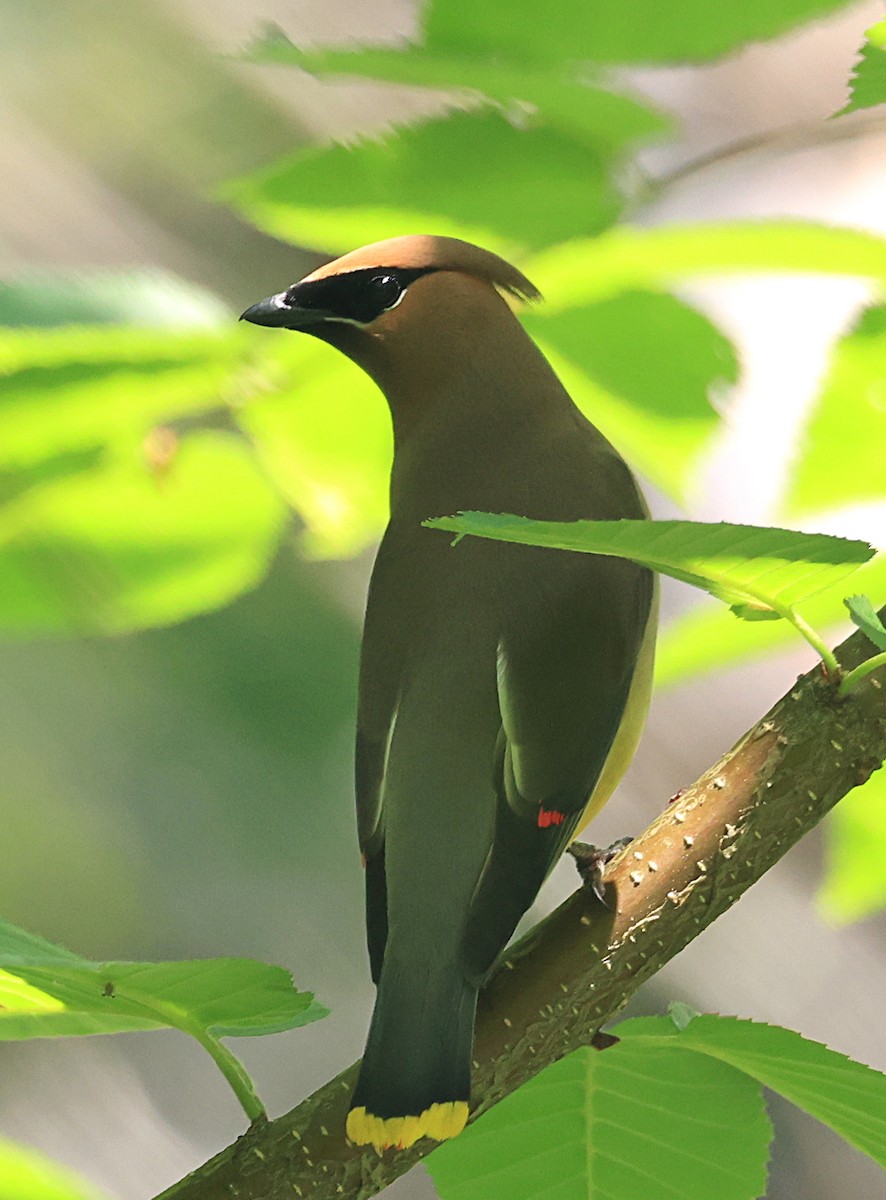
<box><xmin>568</xmin><ymin>836</ymin><xmax>633</xmax><ymax>906</ymax></box>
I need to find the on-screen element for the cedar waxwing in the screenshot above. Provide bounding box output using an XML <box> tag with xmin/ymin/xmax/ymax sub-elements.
<box><xmin>242</xmin><ymin>236</ymin><xmax>656</xmax><ymax>1153</ymax></box>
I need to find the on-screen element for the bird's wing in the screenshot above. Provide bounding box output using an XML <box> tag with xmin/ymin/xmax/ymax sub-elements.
<box><xmin>355</xmin><ymin>531</ymin><xmax>408</xmax><ymax>981</ymax></box>
<box><xmin>461</xmin><ymin>552</ymin><xmax>654</xmax><ymax>981</ymax></box>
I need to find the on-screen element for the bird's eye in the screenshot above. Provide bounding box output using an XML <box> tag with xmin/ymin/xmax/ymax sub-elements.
<box><xmin>371</xmin><ymin>274</ymin><xmax>404</xmax><ymax>310</ymax></box>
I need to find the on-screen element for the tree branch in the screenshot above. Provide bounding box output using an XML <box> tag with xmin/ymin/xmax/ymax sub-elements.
<box><xmin>156</xmin><ymin>618</ymin><xmax>886</xmax><ymax>1200</ymax></box>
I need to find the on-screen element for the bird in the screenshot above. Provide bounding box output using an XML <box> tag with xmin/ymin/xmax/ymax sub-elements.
<box><xmin>241</xmin><ymin>235</ymin><xmax>656</xmax><ymax>1154</ymax></box>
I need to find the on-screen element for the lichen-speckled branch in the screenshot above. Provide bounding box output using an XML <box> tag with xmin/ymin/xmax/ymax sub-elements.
<box><xmin>156</xmin><ymin>616</ymin><xmax>886</xmax><ymax>1200</ymax></box>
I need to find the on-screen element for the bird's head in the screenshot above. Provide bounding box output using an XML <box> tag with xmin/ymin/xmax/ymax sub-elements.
<box><xmin>240</xmin><ymin>235</ymin><xmax>540</xmax><ymax>396</ymax></box>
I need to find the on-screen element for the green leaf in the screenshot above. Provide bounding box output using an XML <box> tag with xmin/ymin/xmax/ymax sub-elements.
<box><xmin>525</xmin><ymin>291</ymin><xmax>737</xmax><ymax>502</ymax></box>
<box><xmin>0</xmin><ymin>957</ymin><xmax>325</xmax><ymax>1042</ymax></box>
<box><xmin>819</xmin><ymin>769</ymin><xmax>886</xmax><ymax>924</ymax></box>
<box><xmin>526</xmin><ymin>221</ymin><xmax>886</xmax><ymax>311</ymax></box>
<box><xmin>784</xmin><ymin>305</ymin><xmax>886</xmax><ymax>517</ymax></box>
<box><xmin>425</xmin><ymin>515</ymin><xmax>874</xmax><ymax>616</ymax></box>
<box><xmin>0</xmin><ymin>326</ymin><xmax>244</xmax><ymax>469</ymax></box>
<box><xmin>422</xmin><ymin>0</ymin><xmax>858</xmax><ymax>66</ymax></box>
<box><xmin>0</xmin><ymin>433</ymin><xmax>287</xmax><ymax>636</ymax></box>
<box><xmin>235</xmin><ymin>337</ymin><xmax>391</xmax><ymax>557</ymax></box>
<box><xmin>0</xmin><ymin>271</ymin><xmax>230</xmax><ymax>329</ymax></box>
<box><xmin>223</xmin><ymin>109</ymin><xmax>623</xmax><ymax>258</ymax></box>
<box><xmin>428</xmin><ymin>1034</ymin><xmax>771</xmax><ymax>1200</ymax></box>
<box><xmin>0</xmin><ymin>1136</ymin><xmax>108</xmax><ymax>1200</ymax></box>
<box><xmin>655</xmin><ymin>553</ymin><xmax>886</xmax><ymax>687</ymax></box>
<box><xmin>0</xmin><ymin>916</ymin><xmax>328</xmax><ymax>1122</ymax></box>
<box><xmin>629</xmin><ymin>1014</ymin><xmax>886</xmax><ymax>1169</ymax></box>
<box><xmin>845</xmin><ymin>594</ymin><xmax>886</xmax><ymax>651</ymax></box>
<box><xmin>0</xmin><ymin>451</ymin><xmax>105</xmax><ymax>509</ymax></box>
<box><xmin>0</xmin><ymin>917</ymin><xmax>327</xmax><ymax>1041</ymax></box>
<box><xmin>838</xmin><ymin>19</ymin><xmax>886</xmax><ymax>116</ymax></box>
<box><xmin>242</xmin><ymin>28</ymin><xmax>670</xmax><ymax>151</ymax></box>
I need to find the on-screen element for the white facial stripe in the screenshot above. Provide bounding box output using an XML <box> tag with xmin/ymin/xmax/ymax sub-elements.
<box><xmin>384</xmin><ymin>287</ymin><xmax>408</xmax><ymax>313</ymax></box>
<box><xmin>315</xmin><ymin>281</ymin><xmax>410</xmax><ymax>328</ymax></box>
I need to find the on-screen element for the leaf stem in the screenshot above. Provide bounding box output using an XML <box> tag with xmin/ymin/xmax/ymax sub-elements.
<box><xmin>108</xmin><ymin>989</ymin><xmax>267</xmax><ymax>1123</ymax></box>
<box><xmin>185</xmin><ymin>1023</ymin><xmax>267</xmax><ymax>1122</ymax></box>
<box><xmin>838</xmin><ymin>651</ymin><xmax>886</xmax><ymax>696</ymax></box>
<box><xmin>784</xmin><ymin>608</ymin><xmax>841</xmax><ymax>679</ymax></box>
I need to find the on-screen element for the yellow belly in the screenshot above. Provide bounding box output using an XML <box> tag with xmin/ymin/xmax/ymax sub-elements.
<box><xmin>574</xmin><ymin>587</ymin><xmax>658</xmax><ymax>837</ymax></box>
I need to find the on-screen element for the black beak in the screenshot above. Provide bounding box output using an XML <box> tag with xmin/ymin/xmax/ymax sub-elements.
<box><xmin>240</xmin><ymin>292</ymin><xmax>330</xmax><ymax>330</ymax></box>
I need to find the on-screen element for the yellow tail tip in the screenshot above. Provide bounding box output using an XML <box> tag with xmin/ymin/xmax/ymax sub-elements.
<box><xmin>346</xmin><ymin>1101</ymin><xmax>469</xmax><ymax>1152</ymax></box>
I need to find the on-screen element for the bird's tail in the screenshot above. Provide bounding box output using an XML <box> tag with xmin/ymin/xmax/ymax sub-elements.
<box><xmin>347</xmin><ymin>954</ymin><xmax>476</xmax><ymax>1152</ymax></box>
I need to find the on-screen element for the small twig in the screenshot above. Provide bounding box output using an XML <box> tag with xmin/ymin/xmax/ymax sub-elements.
<box><xmin>839</xmin><ymin>650</ymin><xmax>886</xmax><ymax>695</ymax></box>
<box><xmin>785</xmin><ymin>607</ymin><xmax>842</xmax><ymax>679</ymax></box>
<box><xmin>637</xmin><ymin>110</ymin><xmax>886</xmax><ymax>205</ymax></box>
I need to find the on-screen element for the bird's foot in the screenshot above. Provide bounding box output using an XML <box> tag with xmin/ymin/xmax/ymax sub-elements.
<box><xmin>568</xmin><ymin>837</ymin><xmax>633</xmax><ymax>906</ymax></box>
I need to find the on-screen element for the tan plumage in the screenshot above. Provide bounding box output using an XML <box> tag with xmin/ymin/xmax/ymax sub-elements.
<box><xmin>242</xmin><ymin>236</ymin><xmax>656</xmax><ymax>1153</ymax></box>
<box><xmin>300</xmin><ymin>234</ymin><xmax>541</xmax><ymax>301</ymax></box>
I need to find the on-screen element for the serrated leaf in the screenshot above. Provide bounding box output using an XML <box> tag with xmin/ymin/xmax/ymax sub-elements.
<box><xmin>525</xmin><ymin>291</ymin><xmax>738</xmax><ymax>503</ymax></box>
<box><xmin>819</xmin><ymin>769</ymin><xmax>886</xmax><ymax>924</ymax></box>
<box><xmin>0</xmin><ymin>271</ymin><xmax>229</xmax><ymax>330</ymax></box>
<box><xmin>422</xmin><ymin>0</ymin><xmax>858</xmax><ymax>66</ymax></box>
<box><xmin>655</xmin><ymin>553</ymin><xmax>886</xmax><ymax>687</ymax></box>
<box><xmin>0</xmin><ymin>915</ymin><xmax>327</xmax><ymax>1041</ymax></box>
<box><xmin>630</xmin><ymin>1014</ymin><xmax>886</xmax><ymax>1169</ymax></box>
<box><xmin>3</xmin><ymin>962</ymin><xmax>325</xmax><ymax>1041</ymax></box>
<box><xmin>526</xmin><ymin>222</ymin><xmax>886</xmax><ymax>312</ymax></box>
<box><xmin>428</xmin><ymin>1035</ymin><xmax>771</xmax><ymax>1200</ymax></box>
<box><xmin>235</xmin><ymin>336</ymin><xmax>391</xmax><ymax>558</ymax></box>
<box><xmin>242</xmin><ymin>27</ymin><xmax>670</xmax><ymax>152</ymax></box>
<box><xmin>0</xmin><ymin>433</ymin><xmax>287</xmax><ymax>637</ymax></box>
<box><xmin>223</xmin><ymin>109</ymin><xmax>623</xmax><ymax>258</ymax></box>
<box><xmin>0</xmin><ymin>1136</ymin><xmax>108</xmax><ymax>1200</ymax></box>
<box><xmin>838</xmin><ymin>19</ymin><xmax>886</xmax><ymax>116</ymax></box>
<box><xmin>845</xmin><ymin>594</ymin><xmax>886</xmax><ymax>651</ymax></box>
<box><xmin>426</xmin><ymin>515</ymin><xmax>874</xmax><ymax>616</ymax></box>
<box><xmin>784</xmin><ymin>305</ymin><xmax>886</xmax><ymax>516</ymax></box>
<box><xmin>0</xmin><ymin>326</ymin><xmax>244</xmax><ymax>469</ymax></box>
<box><xmin>0</xmin><ymin>916</ymin><xmax>326</xmax><ymax>1121</ymax></box>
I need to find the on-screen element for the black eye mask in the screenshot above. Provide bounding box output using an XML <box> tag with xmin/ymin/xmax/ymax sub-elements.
<box><xmin>285</xmin><ymin>267</ymin><xmax>437</xmax><ymax>325</ymax></box>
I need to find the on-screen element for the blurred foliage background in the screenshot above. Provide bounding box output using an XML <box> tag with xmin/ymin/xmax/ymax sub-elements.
<box><xmin>1</xmin><ymin>0</ymin><xmax>886</xmax><ymax>1197</ymax></box>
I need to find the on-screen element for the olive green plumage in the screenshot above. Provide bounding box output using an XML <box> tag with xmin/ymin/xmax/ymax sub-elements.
<box><xmin>242</xmin><ymin>236</ymin><xmax>656</xmax><ymax>1151</ymax></box>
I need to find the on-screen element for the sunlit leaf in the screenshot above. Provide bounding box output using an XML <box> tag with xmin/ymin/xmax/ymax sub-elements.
<box><xmin>428</xmin><ymin>1028</ymin><xmax>771</xmax><ymax>1200</ymax></box>
<box><xmin>0</xmin><ymin>915</ymin><xmax>326</xmax><ymax>1041</ymax></box>
<box><xmin>0</xmin><ymin>433</ymin><xmax>287</xmax><ymax>636</ymax></box>
<box><xmin>0</xmin><ymin>1136</ymin><xmax>108</xmax><ymax>1200</ymax></box>
<box><xmin>223</xmin><ymin>109</ymin><xmax>623</xmax><ymax>258</ymax></box>
<box><xmin>0</xmin><ymin>326</ymin><xmax>244</xmax><ymax>468</ymax></box>
<box><xmin>242</xmin><ymin>27</ymin><xmax>670</xmax><ymax>151</ymax></box>
<box><xmin>526</xmin><ymin>291</ymin><xmax>737</xmax><ymax>502</ymax></box>
<box><xmin>0</xmin><ymin>271</ymin><xmax>230</xmax><ymax>330</ymax></box>
<box><xmin>0</xmin><ymin>451</ymin><xmax>104</xmax><ymax>508</ymax></box>
<box><xmin>0</xmin><ymin>916</ymin><xmax>327</xmax><ymax>1120</ymax></box>
<box><xmin>636</xmin><ymin>1014</ymin><xmax>886</xmax><ymax>1168</ymax></box>
<box><xmin>655</xmin><ymin>553</ymin><xmax>886</xmax><ymax>687</ymax></box>
<box><xmin>422</xmin><ymin>0</ymin><xmax>859</xmax><ymax>66</ymax></box>
<box><xmin>819</xmin><ymin>770</ymin><xmax>886</xmax><ymax>924</ymax></box>
<box><xmin>838</xmin><ymin>18</ymin><xmax>886</xmax><ymax>116</ymax></box>
<box><xmin>526</xmin><ymin>222</ymin><xmax>886</xmax><ymax>312</ymax></box>
<box><xmin>426</xmin><ymin>515</ymin><xmax>874</xmax><ymax>615</ymax></box>
<box><xmin>784</xmin><ymin>306</ymin><xmax>886</xmax><ymax>516</ymax></box>
<box><xmin>235</xmin><ymin>336</ymin><xmax>391</xmax><ymax>557</ymax></box>
<box><xmin>845</xmin><ymin>594</ymin><xmax>886</xmax><ymax>651</ymax></box>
